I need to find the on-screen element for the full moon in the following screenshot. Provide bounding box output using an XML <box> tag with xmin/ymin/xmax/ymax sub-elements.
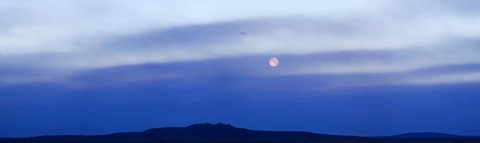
<box><xmin>269</xmin><ymin>57</ymin><xmax>279</xmax><ymax>67</ymax></box>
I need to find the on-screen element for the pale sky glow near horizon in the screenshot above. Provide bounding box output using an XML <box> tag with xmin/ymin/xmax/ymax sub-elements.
<box><xmin>1</xmin><ymin>0</ymin><xmax>480</xmax><ymax>137</ymax></box>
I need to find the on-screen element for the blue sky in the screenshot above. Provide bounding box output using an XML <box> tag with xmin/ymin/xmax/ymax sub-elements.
<box><xmin>0</xmin><ymin>0</ymin><xmax>480</xmax><ymax>137</ymax></box>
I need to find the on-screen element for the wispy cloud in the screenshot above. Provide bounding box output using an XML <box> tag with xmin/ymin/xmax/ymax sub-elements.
<box><xmin>0</xmin><ymin>0</ymin><xmax>479</xmax><ymax>85</ymax></box>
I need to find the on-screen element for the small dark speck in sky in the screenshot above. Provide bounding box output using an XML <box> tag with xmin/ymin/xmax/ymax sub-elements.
<box><xmin>0</xmin><ymin>21</ymin><xmax>10</xmax><ymax>26</ymax></box>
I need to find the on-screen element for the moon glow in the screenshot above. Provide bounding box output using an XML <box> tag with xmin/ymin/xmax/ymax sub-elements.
<box><xmin>269</xmin><ymin>57</ymin><xmax>279</xmax><ymax>67</ymax></box>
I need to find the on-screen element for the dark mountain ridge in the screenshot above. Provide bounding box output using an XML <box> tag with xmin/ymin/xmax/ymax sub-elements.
<box><xmin>385</xmin><ymin>132</ymin><xmax>480</xmax><ymax>139</ymax></box>
<box><xmin>102</xmin><ymin>123</ymin><xmax>366</xmax><ymax>142</ymax></box>
<box><xmin>1</xmin><ymin>123</ymin><xmax>479</xmax><ymax>143</ymax></box>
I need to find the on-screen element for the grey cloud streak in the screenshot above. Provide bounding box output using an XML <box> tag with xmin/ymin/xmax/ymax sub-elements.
<box><xmin>0</xmin><ymin>0</ymin><xmax>480</xmax><ymax>86</ymax></box>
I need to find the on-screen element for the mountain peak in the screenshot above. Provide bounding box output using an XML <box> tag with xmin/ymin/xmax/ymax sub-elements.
<box><xmin>186</xmin><ymin>123</ymin><xmax>236</xmax><ymax>129</ymax></box>
<box><xmin>3</xmin><ymin>124</ymin><xmax>480</xmax><ymax>142</ymax></box>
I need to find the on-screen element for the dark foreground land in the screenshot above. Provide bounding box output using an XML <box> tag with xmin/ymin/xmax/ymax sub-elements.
<box><xmin>1</xmin><ymin>123</ymin><xmax>479</xmax><ymax>143</ymax></box>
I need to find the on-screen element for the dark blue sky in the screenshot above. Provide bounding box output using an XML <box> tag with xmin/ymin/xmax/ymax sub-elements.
<box><xmin>1</xmin><ymin>55</ymin><xmax>480</xmax><ymax>137</ymax></box>
<box><xmin>1</xmin><ymin>0</ymin><xmax>480</xmax><ymax>138</ymax></box>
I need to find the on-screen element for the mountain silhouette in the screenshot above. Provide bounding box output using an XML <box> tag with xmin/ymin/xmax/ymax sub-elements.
<box><xmin>0</xmin><ymin>123</ymin><xmax>479</xmax><ymax>143</ymax></box>
<box><xmin>386</xmin><ymin>132</ymin><xmax>477</xmax><ymax>139</ymax></box>
<box><xmin>105</xmin><ymin>123</ymin><xmax>366</xmax><ymax>142</ymax></box>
